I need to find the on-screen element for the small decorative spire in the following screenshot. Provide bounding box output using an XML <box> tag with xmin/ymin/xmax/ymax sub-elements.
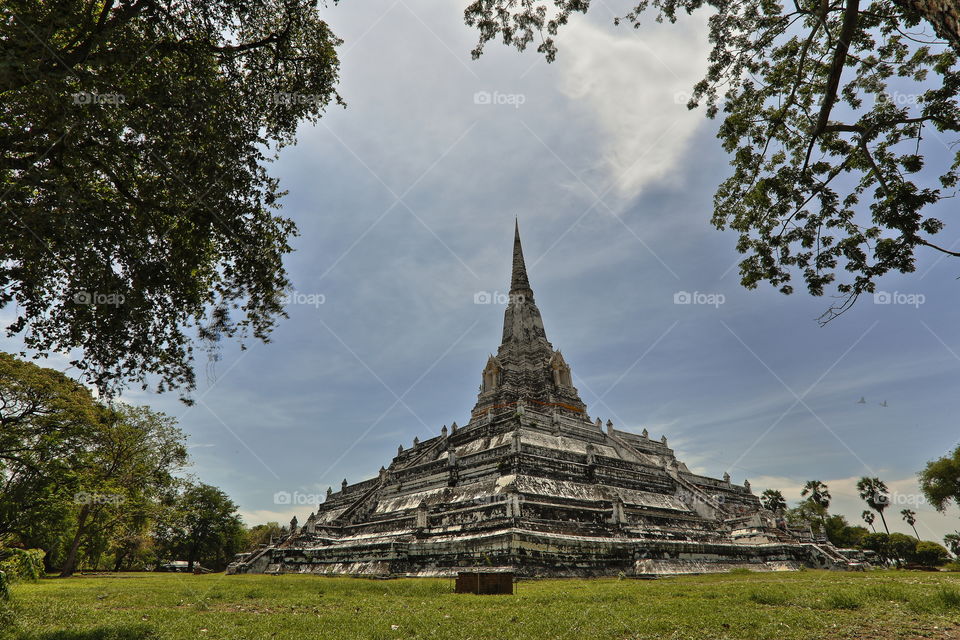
<box><xmin>451</xmin><ymin>421</ymin><xmax>458</xmax><ymax>433</ymax></box>
<box><xmin>510</xmin><ymin>219</ymin><xmax>531</xmax><ymax>294</ymax></box>
<box><xmin>661</xmin><ymin>435</ymin><xmax>667</xmax><ymax>445</ymax></box>
<box><xmin>413</xmin><ymin>436</ymin><xmax>420</xmax><ymax>446</ymax></box>
<box><xmin>641</xmin><ymin>428</ymin><xmax>648</xmax><ymax>438</ymax></box>
<box><xmin>398</xmin><ymin>444</ymin><xmax>403</xmax><ymax>455</ymax></box>
<box><xmin>441</xmin><ymin>424</ymin><xmax>448</xmax><ymax>436</ymax></box>
<box><xmin>341</xmin><ymin>478</ymin><xmax>348</xmax><ymax>490</ymax></box>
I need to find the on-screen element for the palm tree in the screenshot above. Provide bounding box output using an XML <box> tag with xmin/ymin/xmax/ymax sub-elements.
<box><xmin>760</xmin><ymin>489</ymin><xmax>787</xmax><ymax>513</ymax></box>
<box><xmin>861</xmin><ymin>510</ymin><xmax>876</xmax><ymax>533</ymax></box>
<box><xmin>945</xmin><ymin>532</ymin><xmax>960</xmax><ymax>557</ymax></box>
<box><xmin>857</xmin><ymin>477</ymin><xmax>891</xmax><ymax>534</ymax></box>
<box><xmin>801</xmin><ymin>480</ymin><xmax>831</xmax><ymax>526</ymax></box>
<box><xmin>900</xmin><ymin>509</ymin><xmax>920</xmax><ymax>539</ymax></box>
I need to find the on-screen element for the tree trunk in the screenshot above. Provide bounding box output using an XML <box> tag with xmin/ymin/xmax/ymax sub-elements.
<box><xmin>187</xmin><ymin>538</ymin><xmax>198</xmax><ymax>572</ymax></box>
<box><xmin>113</xmin><ymin>548</ymin><xmax>129</xmax><ymax>572</ymax></box>
<box><xmin>911</xmin><ymin>525</ymin><xmax>920</xmax><ymax>540</ymax></box>
<box><xmin>879</xmin><ymin>511</ymin><xmax>890</xmax><ymax>535</ymax></box>
<box><xmin>59</xmin><ymin>504</ymin><xmax>90</xmax><ymax>578</ymax></box>
<box><xmin>892</xmin><ymin>0</ymin><xmax>960</xmax><ymax>52</ymax></box>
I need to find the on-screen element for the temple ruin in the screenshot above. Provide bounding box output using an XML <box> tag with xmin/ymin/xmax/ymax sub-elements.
<box><xmin>228</xmin><ymin>223</ymin><xmax>859</xmax><ymax>577</ymax></box>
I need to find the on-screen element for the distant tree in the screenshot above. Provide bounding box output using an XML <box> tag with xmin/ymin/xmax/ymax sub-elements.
<box><xmin>944</xmin><ymin>532</ymin><xmax>960</xmax><ymax>556</ymax></box>
<box><xmin>911</xmin><ymin>540</ymin><xmax>950</xmax><ymax>567</ymax></box>
<box><xmin>861</xmin><ymin>510</ymin><xmax>876</xmax><ymax>533</ymax></box>
<box><xmin>857</xmin><ymin>477</ymin><xmax>891</xmax><ymax>534</ymax></box>
<box><xmin>801</xmin><ymin>480</ymin><xmax>831</xmax><ymax>526</ymax></box>
<box><xmin>785</xmin><ymin>501</ymin><xmax>827</xmax><ymax>534</ymax></box>
<box><xmin>888</xmin><ymin>532</ymin><xmax>917</xmax><ymax>563</ymax></box>
<box><xmin>824</xmin><ymin>514</ymin><xmax>868</xmax><ymax>548</ymax></box>
<box><xmin>1</xmin><ymin>0</ymin><xmax>343</xmax><ymax>400</ymax></box>
<box><xmin>59</xmin><ymin>404</ymin><xmax>188</xmax><ymax>577</ymax></box>
<box><xmin>245</xmin><ymin>522</ymin><xmax>282</xmax><ymax>550</ymax></box>
<box><xmin>156</xmin><ymin>483</ymin><xmax>244</xmax><ymax>572</ymax></box>
<box><xmin>0</xmin><ymin>353</ymin><xmax>100</xmax><ymax>557</ymax></box>
<box><xmin>760</xmin><ymin>489</ymin><xmax>787</xmax><ymax>514</ymax></box>
<box><xmin>919</xmin><ymin>446</ymin><xmax>960</xmax><ymax>513</ymax></box>
<box><xmin>860</xmin><ymin>532</ymin><xmax>891</xmax><ymax>564</ymax></box>
<box><xmin>900</xmin><ymin>508</ymin><xmax>920</xmax><ymax>539</ymax></box>
<box><xmin>464</xmin><ymin>0</ymin><xmax>960</xmax><ymax>322</ymax></box>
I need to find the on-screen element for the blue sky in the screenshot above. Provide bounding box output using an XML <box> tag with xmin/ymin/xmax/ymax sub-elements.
<box><xmin>6</xmin><ymin>0</ymin><xmax>960</xmax><ymax>543</ymax></box>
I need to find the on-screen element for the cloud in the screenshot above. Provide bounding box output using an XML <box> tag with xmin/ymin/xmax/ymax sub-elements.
<box><xmin>558</xmin><ymin>15</ymin><xmax>711</xmax><ymax>201</ymax></box>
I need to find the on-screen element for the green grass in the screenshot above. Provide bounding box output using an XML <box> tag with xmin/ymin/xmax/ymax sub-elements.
<box><xmin>4</xmin><ymin>570</ymin><xmax>960</xmax><ymax>639</ymax></box>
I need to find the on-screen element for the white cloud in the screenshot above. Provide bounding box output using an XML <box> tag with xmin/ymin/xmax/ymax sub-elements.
<box><xmin>558</xmin><ymin>15</ymin><xmax>711</xmax><ymax>201</ymax></box>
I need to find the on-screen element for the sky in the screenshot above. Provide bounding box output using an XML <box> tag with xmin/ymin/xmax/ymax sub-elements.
<box><xmin>6</xmin><ymin>0</ymin><xmax>960</xmax><ymax>544</ymax></box>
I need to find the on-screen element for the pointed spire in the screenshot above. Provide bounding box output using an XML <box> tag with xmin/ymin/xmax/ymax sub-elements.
<box><xmin>510</xmin><ymin>219</ymin><xmax>531</xmax><ymax>295</ymax></box>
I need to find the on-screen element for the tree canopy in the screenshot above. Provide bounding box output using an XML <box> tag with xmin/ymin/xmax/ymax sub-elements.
<box><xmin>464</xmin><ymin>0</ymin><xmax>960</xmax><ymax>321</ymax></box>
<box><xmin>919</xmin><ymin>445</ymin><xmax>960</xmax><ymax>512</ymax></box>
<box><xmin>1</xmin><ymin>0</ymin><xmax>342</xmax><ymax>400</ymax></box>
<box><xmin>0</xmin><ymin>352</ymin><xmax>253</xmax><ymax>574</ymax></box>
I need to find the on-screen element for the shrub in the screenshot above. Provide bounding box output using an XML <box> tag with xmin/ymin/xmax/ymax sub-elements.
<box><xmin>0</xmin><ymin>549</ymin><xmax>45</xmax><ymax>582</ymax></box>
<box><xmin>910</xmin><ymin>541</ymin><xmax>950</xmax><ymax>567</ymax></box>
<box><xmin>888</xmin><ymin>533</ymin><xmax>917</xmax><ymax>562</ymax></box>
<box><xmin>942</xmin><ymin>561</ymin><xmax>960</xmax><ymax>572</ymax></box>
<box><xmin>0</xmin><ymin>571</ymin><xmax>8</xmax><ymax>601</ymax></box>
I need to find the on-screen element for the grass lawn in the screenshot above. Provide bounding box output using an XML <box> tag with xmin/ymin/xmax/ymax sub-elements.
<box><xmin>3</xmin><ymin>570</ymin><xmax>960</xmax><ymax>639</ymax></box>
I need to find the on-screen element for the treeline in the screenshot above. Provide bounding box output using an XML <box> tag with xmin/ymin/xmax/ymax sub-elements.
<box><xmin>760</xmin><ymin>473</ymin><xmax>960</xmax><ymax>567</ymax></box>
<box><xmin>0</xmin><ymin>353</ymin><xmax>263</xmax><ymax>574</ymax></box>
